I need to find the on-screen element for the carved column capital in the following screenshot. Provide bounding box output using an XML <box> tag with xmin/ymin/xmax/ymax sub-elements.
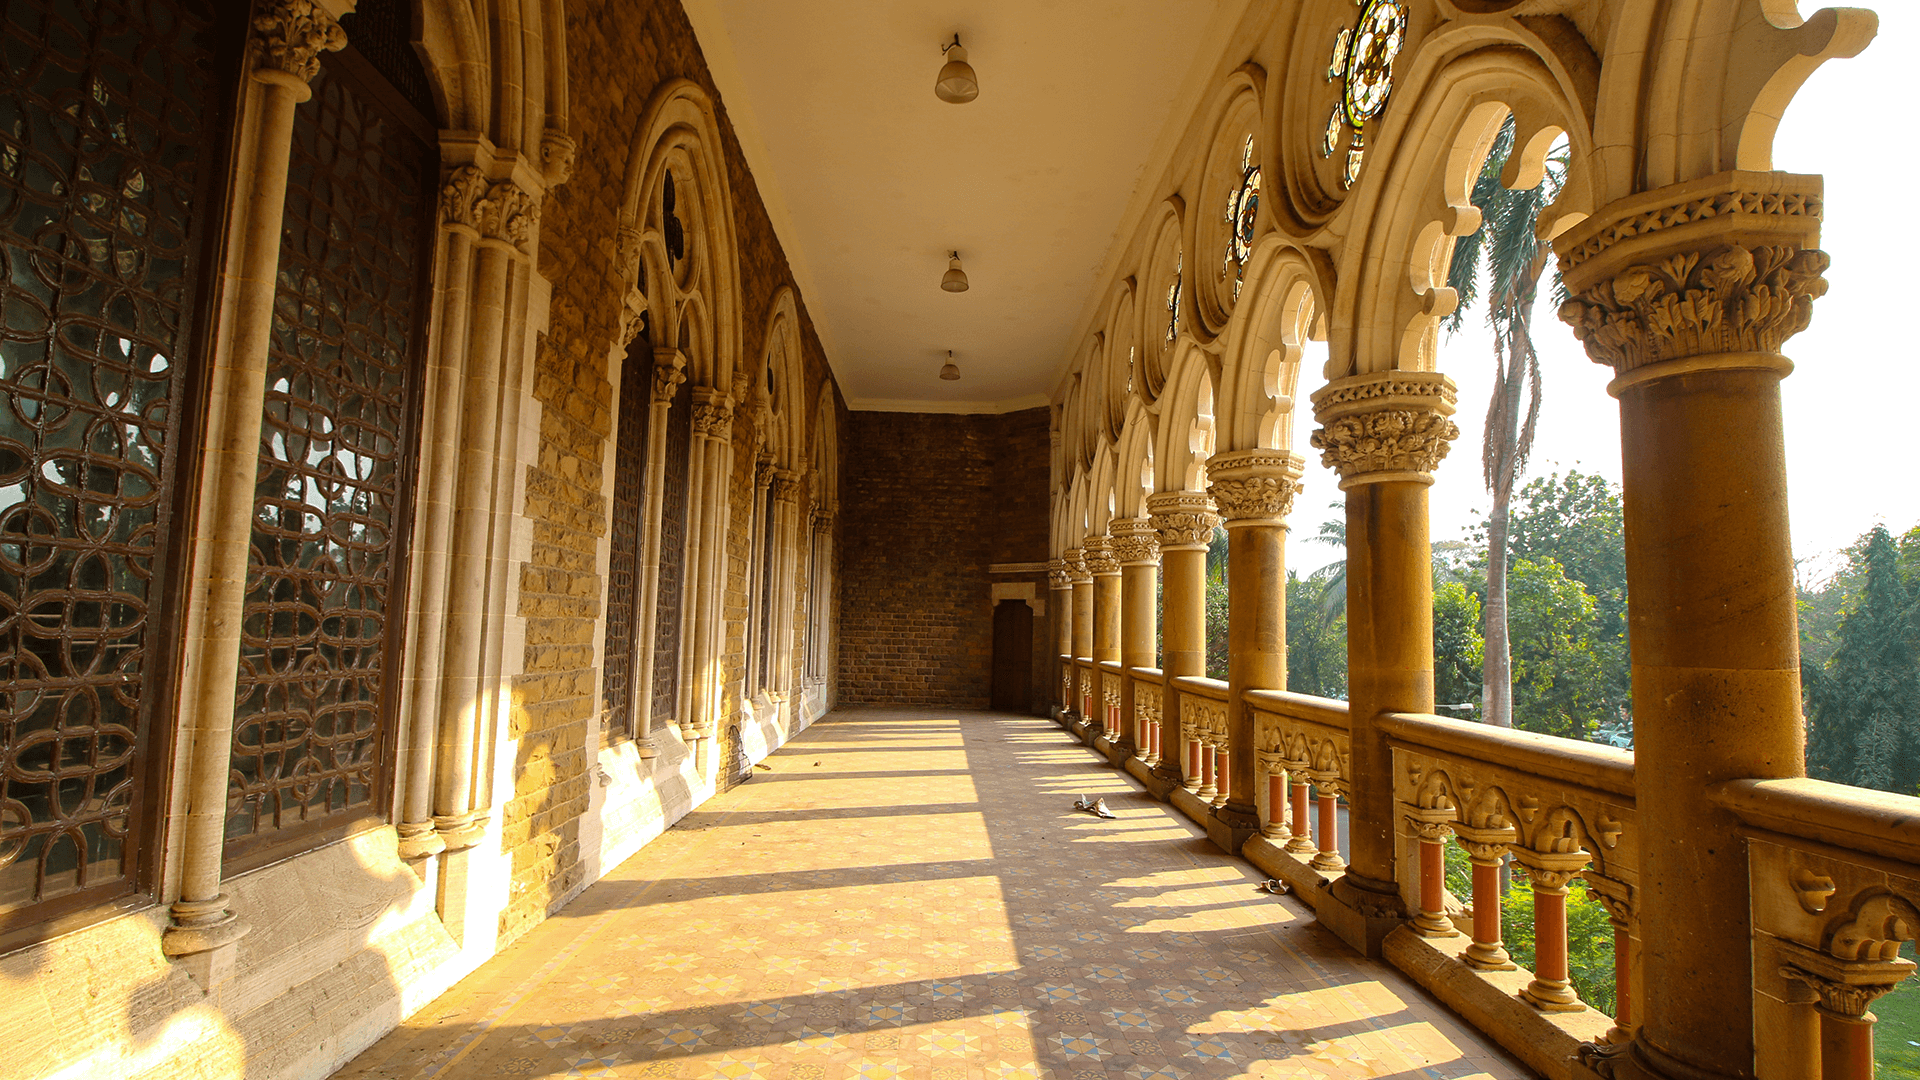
<box><xmin>692</xmin><ymin>387</ymin><xmax>734</xmax><ymax>438</ymax></box>
<box><xmin>1309</xmin><ymin>371</ymin><xmax>1459</xmax><ymax>489</ymax></box>
<box><xmin>250</xmin><ymin>0</ymin><xmax>347</xmax><ymax>84</ymax></box>
<box><xmin>1451</xmin><ymin>822</ymin><xmax>1517</xmax><ymax>866</ymax></box>
<box><xmin>1776</xmin><ymin>937</ymin><xmax>1916</xmax><ymax>1021</ymax></box>
<box><xmin>1047</xmin><ymin>558</ymin><xmax>1073</xmax><ymax>590</ymax></box>
<box><xmin>1109</xmin><ymin>517</ymin><xmax>1161</xmax><ymax>566</ymax></box>
<box><xmin>652</xmin><ymin>351</ymin><xmax>689</xmax><ymax>403</ymax></box>
<box><xmin>1205</xmin><ymin>450</ymin><xmax>1305</xmax><ymax>526</ymax></box>
<box><xmin>1061</xmin><ymin>549</ymin><xmax>1091</xmax><ymax>585</ymax></box>
<box><xmin>1081</xmin><ymin>536</ymin><xmax>1120</xmax><ymax>577</ymax></box>
<box><xmin>1145</xmin><ymin>490</ymin><xmax>1219</xmax><ymax>551</ymax></box>
<box><xmin>1554</xmin><ymin>172</ymin><xmax>1828</xmax><ymax>392</ymax></box>
<box><xmin>771</xmin><ymin>469</ymin><xmax>801</xmax><ymax>506</ymax></box>
<box><xmin>441</xmin><ymin>166</ymin><xmax>490</xmax><ymax>230</ymax></box>
<box><xmin>1403</xmin><ymin>805</ymin><xmax>1456</xmax><ymax>844</ymax></box>
<box><xmin>1512</xmin><ymin>847</ymin><xmax>1593</xmax><ymax>894</ymax></box>
<box><xmin>1581</xmin><ymin>871</ymin><xmax>1635</xmax><ymax>929</ymax></box>
<box><xmin>440</xmin><ymin>169</ymin><xmax>542</xmax><ymax>253</ymax></box>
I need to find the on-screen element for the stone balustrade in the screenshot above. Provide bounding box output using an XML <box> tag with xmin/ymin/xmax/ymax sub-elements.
<box><xmin>1711</xmin><ymin>779</ymin><xmax>1920</xmax><ymax>1080</ymax></box>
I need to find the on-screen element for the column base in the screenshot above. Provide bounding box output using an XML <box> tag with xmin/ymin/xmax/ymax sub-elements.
<box><xmin>1205</xmin><ymin>809</ymin><xmax>1260</xmax><ymax>856</ymax></box>
<box><xmin>162</xmin><ymin>894</ymin><xmax>251</xmax><ymax>959</ymax></box>
<box><xmin>1574</xmin><ymin>1036</ymin><xmax>1740</xmax><ymax>1080</ymax></box>
<box><xmin>397</xmin><ymin>819</ymin><xmax>447</xmax><ymax>860</ymax></box>
<box><xmin>434</xmin><ymin>811</ymin><xmax>489</xmax><ymax>851</ymax></box>
<box><xmin>1322</xmin><ymin>875</ymin><xmax>1408</xmax><ymax>957</ymax></box>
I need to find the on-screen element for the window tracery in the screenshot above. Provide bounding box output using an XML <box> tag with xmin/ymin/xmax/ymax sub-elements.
<box><xmin>1165</xmin><ymin>252</ymin><xmax>1183</xmax><ymax>344</ymax></box>
<box><xmin>1320</xmin><ymin>0</ymin><xmax>1408</xmax><ymax>189</ymax></box>
<box><xmin>1222</xmin><ymin>135</ymin><xmax>1260</xmax><ymax>299</ymax></box>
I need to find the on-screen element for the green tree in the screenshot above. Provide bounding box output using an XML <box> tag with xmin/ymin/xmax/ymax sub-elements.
<box><xmin>1205</xmin><ymin>527</ymin><xmax>1229</xmax><ymax>679</ymax></box>
<box><xmin>1444</xmin><ymin>118</ymin><xmax>1567</xmax><ymax>730</ymax></box>
<box><xmin>1434</xmin><ymin>579</ymin><xmax>1484</xmax><ymax>719</ymax></box>
<box><xmin>1500</xmin><ymin>471</ymin><xmax>1631</xmax><ymax>726</ymax></box>
<box><xmin>1506</xmin><ymin>556</ymin><xmax>1608</xmax><ymax>739</ymax></box>
<box><xmin>1287</xmin><ymin>568</ymin><xmax>1348</xmax><ymax>700</ymax></box>
<box><xmin>1805</xmin><ymin>526</ymin><xmax>1920</xmax><ymax>794</ymax></box>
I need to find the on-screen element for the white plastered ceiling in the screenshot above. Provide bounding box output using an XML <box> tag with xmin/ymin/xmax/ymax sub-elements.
<box><xmin>684</xmin><ymin>0</ymin><xmax>1241</xmax><ymax>413</ymax></box>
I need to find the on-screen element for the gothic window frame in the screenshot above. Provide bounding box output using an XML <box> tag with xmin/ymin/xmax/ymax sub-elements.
<box><xmin>218</xmin><ymin>44</ymin><xmax>437</xmax><ymax>873</ymax></box>
<box><xmin>0</xmin><ymin>0</ymin><xmax>245</xmax><ymax>947</ymax></box>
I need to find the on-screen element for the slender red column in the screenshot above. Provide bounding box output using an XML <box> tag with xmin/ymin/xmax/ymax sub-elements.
<box><xmin>1264</xmin><ymin>772</ymin><xmax>1287</xmax><ymax>839</ymax></box>
<box><xmin>1310</xmin><ymin>784</ymin><xmax>1343</xmax><ymax>872</ymax></box>
<box><xmin>1406</xmin><ymin>816</ymin><xmax>1457</xmax><ymax>937</ymax></box>
<box><xmin>1454</xmin><ymin>829</ymin><xmax>1514</xmax><ymax>971</ymax></box>
<box><xmin>1517</xmin><ymin>855</ymin><xmax>1590</xmax><ymax>1012</ymax></box>
<box><xmin>1212</xmin><ymin>750</ymin><xmax>1230</xmax><ymax>807</ymax></box>
<box><xmin>1286</xmin><ymin>777</ymin><xmax>1315</xmax><ymax>856</ymax></box>
<box><xmin>1820</xmin><ymin>1015</ymin><xmax>1874</xmax><ymax>1080</ymax></box>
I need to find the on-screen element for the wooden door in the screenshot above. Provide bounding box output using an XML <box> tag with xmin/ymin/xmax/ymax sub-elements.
<box><xmin>990</xmin><ymin>601</ymin><xmax>1033</xmax><ymax>712</ymax></box>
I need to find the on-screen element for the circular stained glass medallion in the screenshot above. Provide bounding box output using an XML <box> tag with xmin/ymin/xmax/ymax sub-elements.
<box><xmin>1224</xmin><ymin>136</ymin><xmax>1260</xmax><ymax>290</ymax></box>
<box><xmin>1343</xmin><ymin>0</ymin><xmax>1407</xmax><ymax>129</ymax></box>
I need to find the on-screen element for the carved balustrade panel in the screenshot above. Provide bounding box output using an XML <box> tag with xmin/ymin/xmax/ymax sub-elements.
<box><xmin>1251</xmin><ymin>703</ymin><xmax>1350</xmax><ymax>786</ymax></box>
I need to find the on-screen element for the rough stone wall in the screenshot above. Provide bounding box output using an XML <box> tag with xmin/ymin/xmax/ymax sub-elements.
<box><xmin>507</xmin><ymin>0</ymin><xmax>841</xmax><ymax>945</ymax></box>
<box><xmin>838</xmin><ymin>407</ymin><xmax>1050</xmax><ymax>708</ymax></box>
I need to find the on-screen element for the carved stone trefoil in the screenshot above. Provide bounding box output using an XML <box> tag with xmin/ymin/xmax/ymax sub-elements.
<box><xmin>1205</xmin><ymin>450</ymin><xmax>1304</xmax><ymax>525</ymax></box>
<box><xmin>250</xmin><ymin>0</ymin><xmax>347</xmax><ymax>83</ymax></box>
<box><xmin>1309</xmin><ymin>370</ymin><xmax>1459</xmax><ymax>489</ymax></box>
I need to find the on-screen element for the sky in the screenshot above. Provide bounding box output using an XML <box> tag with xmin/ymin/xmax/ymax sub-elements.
<box><xmin>1284</xmin><ymin>5</ymin><xmax>1918</xmax><ymax>582</ymax></box>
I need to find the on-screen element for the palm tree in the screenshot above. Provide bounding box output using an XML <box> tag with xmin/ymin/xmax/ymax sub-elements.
<box><xmin>1444</xmin><ymin>118</ymin><xmax>1567</xmax><ymax>729</ymax></box>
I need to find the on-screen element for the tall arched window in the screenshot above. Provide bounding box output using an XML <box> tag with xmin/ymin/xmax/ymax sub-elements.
<box><xmin>602</xmin><ymin>329</ymin><xmax>653</xmax><ymax>741</ymax></box>
<box><xmin>222</xmin><ymin>40</ymin><xmax>435</xmax><ymax>867</ymax></box>
<box><xmin>0</xmin><ymin>0</ymin><xmax>237</xmax><ymax>937</ymax></box>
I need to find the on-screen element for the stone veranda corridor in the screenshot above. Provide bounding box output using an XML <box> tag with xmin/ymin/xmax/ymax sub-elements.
<box><xmin>333</xmin><ymin>711</ymin><xmax>1530</xmax><ymax>1080</ymax></box>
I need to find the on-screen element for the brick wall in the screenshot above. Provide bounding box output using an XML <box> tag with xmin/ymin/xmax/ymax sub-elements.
<box><xmin>507</xmin><ymin>0</ymin><xmax>842</xmax><ymax>945</ymax></box>
<box><xmin>838</xmin><ymin>407</ymin><xmax>1050</xmax><ymax>708</ymax></box>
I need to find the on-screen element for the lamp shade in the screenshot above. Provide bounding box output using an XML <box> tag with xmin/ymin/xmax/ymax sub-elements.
<box><xmin>936</xmin><ymin>44</ymin><xmax>978</xmax><ymax>104</ymax></box>
<box><xmin>941</xmin><ymin>253</ymin><xmax>969</xmax><ymax>293</ymax></box>
<box><xmin>940</xmin><ymin>351</ymin><xmax>961</xmax><ymax>381</ymax></box>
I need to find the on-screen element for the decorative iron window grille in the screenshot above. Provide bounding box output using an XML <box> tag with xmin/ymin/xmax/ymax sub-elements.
<box><xmin>0</xmin><ymin>0</ymin><xmax>230</xmax><ymax>934</ymax></box>
<box><xmin>601</xmin><ymin>334</ymin><xmax>653</xmax><ymax>740</ymax></box>
<box><xmin>223</xmin><ymin>53</ymin><xmax>432</xmax><ymax>863</ymax></box>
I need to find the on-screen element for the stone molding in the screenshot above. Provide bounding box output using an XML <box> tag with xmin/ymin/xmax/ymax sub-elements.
<box><xmin>1309</xmin><ymin>371</ymin><xmax>1458</xmax><ymax>489</ymax></box>
<box><xmin>1205</xmin><ymin>449</ymin><xmax>1305</xmax><ymax>525</ymax></box>
<box><xmin>1108</xmin><ymin>517</ymin><xmax>1160</xmax><ymax>566</ymax></box>
<box><xmin>1556</xmin><ymin>177</ymin><xmax>1822</xmax><ymax>273</ymax></box>
<box><xmin>1512</xmin><ymin>847</ymin><xmax>1592</xmax><ymax>893</ymax></box>
<box><xmin>1145</xmin><ymin>490</ymin><xmax>1219</xmax><ymax>551</ymax></box>
<box><xmin>1081</xmin><ymin>535</ymin><xmax>1120</xmax><ymax>577</ymax></box>
<box><xmin>1775</xmin><ymin>936</ymin><xmax>1916</xmax><ymax>1020</ymax></box>
<box><xmin>250</xmin><ymin>0</ymin><xmax>346</xmax><ymax>83</ymax></box>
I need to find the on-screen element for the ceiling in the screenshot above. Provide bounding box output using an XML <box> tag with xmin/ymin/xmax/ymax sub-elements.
<box><xmin>684</xmin><ymin>0</ymin><xmax>1237</xmax><ymax>412</ymax></box>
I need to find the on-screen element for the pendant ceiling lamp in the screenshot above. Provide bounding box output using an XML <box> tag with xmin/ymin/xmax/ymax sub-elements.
<box><xmin>936</xmin><ymin>35</ymin><xmax>979</xmax><ymax>104</ymax></box>
<box><xmin>941</xmin><ymin>251</ymin><xmax>970</xmax><ymax>292</ymax></box>
<box><xmin>940</xmin><ymin>351</ymin><xmax>961</xmax><ymax>381</ymax></box>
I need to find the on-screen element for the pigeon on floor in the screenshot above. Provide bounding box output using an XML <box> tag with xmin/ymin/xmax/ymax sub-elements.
<box><xmin>1257</xmin><ymin>879</ymin><xmax>1290</xmax><ymax>895</ymax></box>
<box><xmin>1072</xmin><ymin>795</ymin><xmax>1118</xmax><ymax>819</ymax></box>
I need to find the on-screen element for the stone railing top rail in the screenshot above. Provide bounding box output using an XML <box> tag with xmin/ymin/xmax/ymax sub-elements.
<box><xmin>1713</xmin><ymin>777</ymin><xmax>1920</xmax><ymax>869</ymax></box>
<box><xmin>1245</xmin><ymin>689</ymin><xmax>1350</xmax><ymax>731</ymax></box>
<box><xmin>1128</xmin><ymin>667</ymin><xmax>1165</xmax><ymax>684</ymax></box>
<box><xmin>1380</xmin><ymin>712</ymin><xmax>1636</xmax><ymax>798</ymax></box>
<box><xmin>1099</xmin><ymin>660</ymin><xmax>1125</xmax><ymax>674</ymax></box>
<box><xmin>1171</xmin><ymin>675</ymin><xmax>1230</xmax><ymax>701</ymax></box>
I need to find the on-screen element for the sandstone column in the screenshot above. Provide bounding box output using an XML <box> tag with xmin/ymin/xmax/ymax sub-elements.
<box><xmin>1147</xmin><ymin>492</ymin><xmax>1216</xmax><ymax>793</ymax></box>
<box><xmin>1204</xmin><ymin>450</ymin><xmax>1303</xmax><ymax>853</ymax></box>
<box><xmin>1112</xmin><ymin>518</ymin><xmax>1161</xmax><ymax>760</ymax></box>
<box><xmin>1554</xmin><ymin>173</ymin><xmax>1830</xmax><ymax>1079</ymax></box>
<box><xmin>1067</xmin><ymin>548</ymin><xmax>1093</xmax><ymax>664</ymax></box>
<box><xmin>1048</xmin><ymin>558</ymin><xmax>1074</xmax><ymax>715</ymax></box>
<box><xmin>1309</xmin><ymin>370</ymin><xmax>1458</xmax><ymax>955</ymax></box>
<box><xmin>163</xmin><ymin>0</ymin><xmax>346</xmax><ymax>961</ymax></box>
<box><xmin>1085</xmin><ymin>535</ymin><xmax>1121</xmax><ymax>736</ymax></box>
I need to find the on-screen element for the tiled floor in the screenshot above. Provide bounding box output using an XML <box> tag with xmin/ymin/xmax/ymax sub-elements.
<box><xmin>333</xmin><ymin>709</ymin><xmax>1531</xmax><ymax>1079</ymax></box>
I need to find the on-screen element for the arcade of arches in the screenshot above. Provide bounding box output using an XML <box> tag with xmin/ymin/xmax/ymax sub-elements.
<box><xmin>0</xmin><ymin>2</ymin><xmax>1909</xmax><ymax>1079</ymax></box>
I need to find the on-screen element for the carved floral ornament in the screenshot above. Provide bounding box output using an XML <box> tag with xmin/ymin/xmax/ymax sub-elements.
<box><xmin>250</xmin><ymin>0</ymin><xmax>346</xmax><ymax>83</ymax></box>
<box><xmin>1062</xmin><ymin>549</ymin><xmax>1091</xmax><ymax>584</ymax></box>
<box><xmin>441</xmin><ymin>167</ymin><xmax>542</xmax><ymax>253</ymax></box>
<box><xmin>691</xmin><ymin>391</ymin><xmax>734</xmax><ymax>438</ymax></box>
<box><xmin>771</xmin><ymin>471</ymin><xmax>802</xmax><ymax>505</ymax></box>
<box><xmin>1081</xmin><ymin>536</ymin><xmax>1120</xmax><ymax>576</ymax></box>
<box><xmin>1108</xmin><ymin>518</ymin><xmax>1160</xmax><ymax>566</ymax></box>
<box><xmin>1206</xmin><ymin>450</ymin><xmax>1304</xmax><ymax>525</ymax></box>
<box><xmin>1310</xmin><ymin>371</ymin><xmax>1458</xmax><ymax>489</ymax></box>
<box><xmin>1047</xmin><ymin>558</ymin><xmax>1072</xmax><ymax>590</ymax></box>
<box><xmin>652</xmin><ymin>356</ymin><xmax>688</xmax><ymax>403</ymax></box>
<box><xmin>1145</xmin><ymin>491</ymin><xmax>1219</xmax><ymax>550</ymax></box>
<box><xmin>1558</xmin><ymin>243</ymin><xmax>1829</xmax><ymax>375</ymax></box>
